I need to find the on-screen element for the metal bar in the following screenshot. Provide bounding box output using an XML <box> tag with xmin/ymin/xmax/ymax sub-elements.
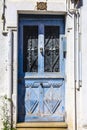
<box><xmin>76</xmin><ymin>11</ymin><xmax>79</xmax><ymax>90</ymax></box>
<box><xmin>74</xmin><ymin>2</ymin><xmax>78</xmax><ymax>130</ymax></box>
<box><xmin>52</xmin><ymin>56</ymin><xmax>59</xmax><ymax>70</ymax></box>
<box><xmin>78</xmin><ymin>9</ymin><xmax>82</xmax><ymax>88</ymax></box>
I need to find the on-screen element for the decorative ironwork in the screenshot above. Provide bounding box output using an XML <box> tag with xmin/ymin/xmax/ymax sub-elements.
<box><xmin>37</xmin><ymin>2</ymin><xmax>47</xmax><ymax>10</ymax></box>
<box><xmin>23</xmin><ymin>26</ymin><xmax>38</xmax><ymax>72</ymax></box>
<box><xmin>44</xmin><ymin>26</ymin><xmax>60</xmax><ymax>72</ymax></box>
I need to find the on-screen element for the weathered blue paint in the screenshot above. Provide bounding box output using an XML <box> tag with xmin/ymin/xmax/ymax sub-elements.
<box><xmin>18</xmin><ymin>15</ymin><xmax>65</xmax><ymax>122</ymax></box>
<box><xmin>38</xmin><ymin>24</ymin><xmax>44</xmax><ymax>73</ymax></box>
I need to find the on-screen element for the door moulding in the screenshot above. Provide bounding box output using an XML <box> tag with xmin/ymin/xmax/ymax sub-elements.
<box><xmin>17</xmin><ymin>10</ymin><xmax>67</xmax><ymax>15</ymax></box>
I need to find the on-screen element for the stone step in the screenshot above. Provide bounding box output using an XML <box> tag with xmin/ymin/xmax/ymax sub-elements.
<box><xmin>16</xmin><ymin>122</ymin><xmax>68</xmax><ymax>130</ymax></box>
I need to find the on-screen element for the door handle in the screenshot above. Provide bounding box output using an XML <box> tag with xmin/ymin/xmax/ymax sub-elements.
<box><xmin>40</xmin><ymin>48</ymin><xmax>43</xmax><ymax>55</ymax></box>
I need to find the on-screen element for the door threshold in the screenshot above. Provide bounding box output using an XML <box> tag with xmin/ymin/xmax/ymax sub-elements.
<box><xmin>16</xmin><ymin>122</ymin><xmax>68</xmax><ymax>128</ymax></box>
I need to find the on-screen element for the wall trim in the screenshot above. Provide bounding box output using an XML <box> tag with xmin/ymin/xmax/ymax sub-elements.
<box><xmin>17</xmin><ymin>10</ymin><xmax>67</xmax><ymax>15</ymax></box>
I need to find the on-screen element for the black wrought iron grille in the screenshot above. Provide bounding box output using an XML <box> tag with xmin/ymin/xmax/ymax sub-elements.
<box><xmin>23</xmin><ymin>26</ymin><xmax>38</xmax><ymax>72</ymax></box>
<box><xmin>44</xmin><ymin>26</ymin><xmax>60</xmax><ymax>72</ymax></box>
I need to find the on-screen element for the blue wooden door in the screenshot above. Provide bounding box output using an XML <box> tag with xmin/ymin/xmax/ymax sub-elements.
<box><xmin>18</xmin><ymin>16</ymin><xmax>65</xmax><ymax>122</ymax></box>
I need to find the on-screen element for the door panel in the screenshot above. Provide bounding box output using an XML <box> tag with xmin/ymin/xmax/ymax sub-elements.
<box><xmin>18</xmin><ymin>16</ymin><xmax>65</xmax><ymax>122</ymax></box>
<box><xmin>18</xmin><ymin>79</ymin><xmax>64</xmax><ymax>122</ymax></box>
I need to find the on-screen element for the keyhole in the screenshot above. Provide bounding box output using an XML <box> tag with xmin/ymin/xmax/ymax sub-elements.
<box><xmin>40</xmin><ymin>82</ymin><xmax>43</xmax><ymax>88</ymax></box>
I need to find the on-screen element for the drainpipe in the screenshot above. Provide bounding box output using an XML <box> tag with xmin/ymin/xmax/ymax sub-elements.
<box><xmin>75</xmin><ymin>10</ymin><xmax>80</xmax><ymax>91</ymax></box>
<box><xmin>68</xmin><ymin>1</ymin><xmax>81</xmax><ymax>130</ymax></box>
<box><xmin>74</xmin><ymin>2</ymin><xmax>78</xmax><ymax>130</ymax></box>
<box><xmin>74</xmin><ymin>11</ymin><xmax>77</xmax><ymax>130</ymax></box>
<box><xmin>7</xmin><ymin>29</ymin><xmax>13</xmax><ymax>128</ymax></box>
<box><xmin>78</xmin><ymin>9</ymin><xmax>82</xmax><ymax>89</ymax></box>
<box><xmin>74</xmin><ymin>4</ymin><xmax>80</xmax><ymax>130</ymax></box>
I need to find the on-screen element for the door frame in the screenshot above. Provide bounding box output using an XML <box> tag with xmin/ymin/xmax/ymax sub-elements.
<box><xmin>17</xmin><ymin>14</ymin><xmax>65</xmax><ymax>122</ymax></box>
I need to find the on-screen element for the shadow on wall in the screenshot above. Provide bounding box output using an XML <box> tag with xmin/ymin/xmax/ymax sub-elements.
<box><xmin>71</xmin><ymin>0</ymin><xmax>83</xmax><ymax>8</ymax></box>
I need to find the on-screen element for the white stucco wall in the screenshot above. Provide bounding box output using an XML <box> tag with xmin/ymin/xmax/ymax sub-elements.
<box><xmin>0</xmin><ymin>0</ymin><xmax>74</xmax><ymax>129</ymax></box>
<box><xmin>66</xmin><ymin>14</ymin><xmax>75</xmax><ymax>130</ymax></box>
<box><xmin>0</xmin><ymin>0</ymin><xmax>87</xmax><ymax>130</ymax></box>
<box><xmin>0</xmin><ymin>2</ymin><xmax>8</xmax><ymax>95</ymax></box>
<box><xmin>6</xmin><ymin>0</ymin><xmax>66</xmax><ymax>27</ymax></box>
<box><xmin>0</xmin><ymin>0</ymin><xmax>8</xmax><ymax>128</ymax></box>
<box><xmin>80</xmin><ymin>1</ymin><xmax>87</xmax><ymax>129</ymax></box>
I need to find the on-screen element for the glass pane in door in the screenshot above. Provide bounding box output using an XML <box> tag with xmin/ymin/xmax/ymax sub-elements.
<box><xmin>23</xmin><ymin>26</ymin><xmax>38</xmax><ymax>72</ymax></box>
<box><xmin>44</xmin><ymin>26</ymin><xmax>60</xmax><ymax>72</ymax></box>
